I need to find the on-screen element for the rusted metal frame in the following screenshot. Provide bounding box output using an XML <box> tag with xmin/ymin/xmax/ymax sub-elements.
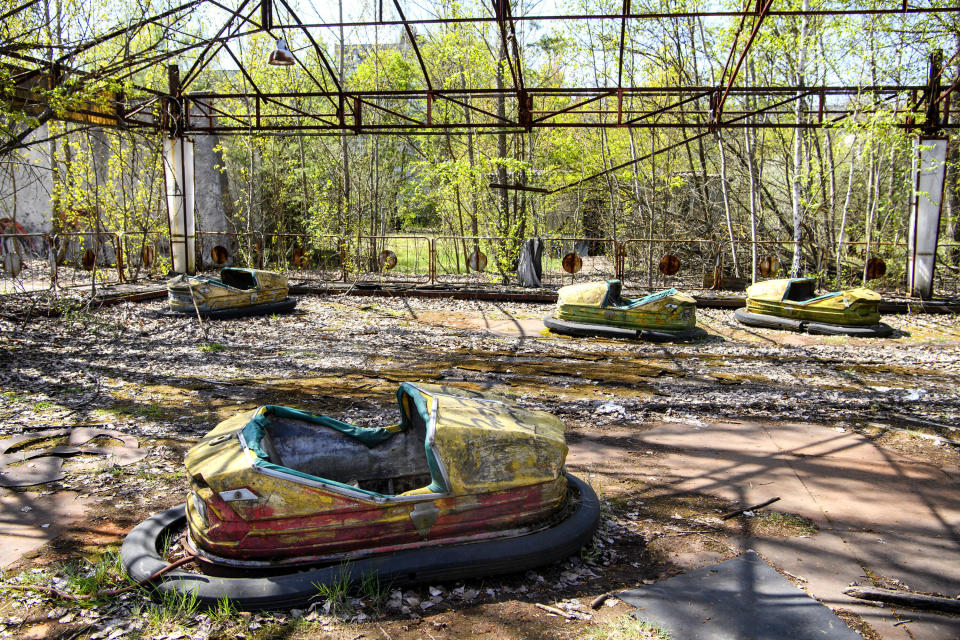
<box><xmin>715</xmin><ymin>0</ymin><xmax>774</xmax><ymax>119</ymax></box>
<box><xmin>4</xmin><ymin>52</ymin><xmax>164</xmax><ymax>99</ymax></box>
<box><xmin>184</xmin><ymin>97</ymin><xmax>262</xmax><ymax>129</ymax></box>
<box><xmin>933</xmin><ymin>75</ymin><xmax>959</xmax><ymax>108</ymax></box>
<box><xmin>550</xmin><ymin>90</ymin><xmax>815</xmax><ymax>195</ymax></box>
<box><xmin>716</xmin><ymin>0</ymin><xmax>751</xmax><ymax>93</ymax></box>
<box><xmin>180</xmin><ymin>0</ymin><xmax>254</xmax><ymax>89</ymax></box>
<box><xmin>185</xmin><ymin>120</ymin><xmax>960</xmax><ymax>136</ymax></box>
<box><xmin>614</xmin><ymin>0</ymin><xmax>632</xmax><ymax>124</ymax></box>
<box><xmin>532</xmin><ymin>91</ymin><xmax>616</xmax><ymax>124</ymax></box>
<box><xmin>104</xmin><ymin>40</ymin><xmax>229</xmax><ymax>87</ymax></box>
<box><xmin>51</xmin><ymin>0</ymin><xmax>203</xmax><ymax>67</ymax></box>
<box><xmin>899</xmin><ymin>49</ymin><xmax>956</xmax><ymax>126</ymax></box>
<box><xmin>221</xmin><ymin>43</ymin><xmax>264</xmax><ymax>101</ymax></box>
<box><xmin>616</xmin><ymin>0</ymin><xmax>631</xmax><ymax>92</ymax></box>
<box><xmin>392</xmin><ymin>0</ymin><xmax>434</xmax><ymax>91</ymax></box>
<box><xmin>491</xmin><ymin>0</ymin><xmax>526</xmax><ymax>128</ymax></box>
<box><xmin>272</xmin><ymin>0</ymin><xmax>344</xmax><ymax>114</ymax></box>
<box><xmin>181</xmin><ymin>107</ymin><xmax>935</xmax><ymax>133</ymax></box>
<box><xmin>622</xmin><ymin>91</ymin><xmax>711</xmax><ymax>125</ymax></box>
<box><xmin>567</xmin><ymin>106</ymin><xmax>861</xmax><ymax>118</ymax></box>
<box><xmin>2</xmin><ymin>63</ymin><xmax>161</xmax><ymax>129</ymax></box>
<box><xmin>355</xmin><ymin>96</ymin><xmax>427</xmax><ymax>127</ymax></box>
<box><xmin>197</xmin><ymin>127</ymin><xmax>530</xmax><ymax>136</ymax></box>
<box><xmin>491</xmin><ymin>0</ymin><xmax>519</xmax><ymax>91</ymax></box>
<box><xmin>122</xmin><ymin>96</ymin><xmax>161</xmax><ymax>120</ymax></box>
<box><xmin>434</xmin><ymin>92</ymin><xmax>512</xmax><ymax>124</ymax></box>
<box><xmin>258</xmin><ymin>95</ymin><xmax>338</xmax><ymax>127</ymax></box>
<box><xmin>178</xmin><ymin>118</ymin><xmax>945</xmax><ymax>135</ymax></box>
<box><xmin>500</xmin><ymin>0</ymin><xmax>528</xmax><ymax>110</ymax></box>
<box><xmin>178</xmin><ymin>84</ymin><xmax>924</xmax><ymax>100</ymax></box>
<box><xmin>279</xmin><ymin>6</ymin><xmax>960</xmax><ymax>30</ymax></box>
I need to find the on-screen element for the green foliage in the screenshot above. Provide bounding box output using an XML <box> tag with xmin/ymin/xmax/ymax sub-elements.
<box><xmin>2</xmin><ymin>0</ymin><xmax>956</xmax><ymax>288</ymax></box>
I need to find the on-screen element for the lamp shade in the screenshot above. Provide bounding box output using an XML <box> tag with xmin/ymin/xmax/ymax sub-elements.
<box><xmin>268</xmin><ymin>38</ymin><xmax>295</xmax><ymax>66</ymax></box>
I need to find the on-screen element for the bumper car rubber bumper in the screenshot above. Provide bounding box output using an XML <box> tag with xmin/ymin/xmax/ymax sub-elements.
<box><xmin>543</xmin><ymin>315</ymin><xmax>706</xmax><ymax>343</ymax></box>
<box><xmin>160</xmin><ymin>297</ymin><xmax>297</xmax><ymax>320</ymax></box>
<box><xmin>734</xmin><ymin>307</ymin><xmax>892</xmax><ymax>337</ymax></box>
<box><xmin>121</xmin><ymin>473</ymin><xmax>600</xmax><ymax>610</ymax></box>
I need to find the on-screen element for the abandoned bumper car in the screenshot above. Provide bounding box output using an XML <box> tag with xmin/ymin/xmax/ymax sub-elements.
<box><xmin>544</xmin><ymin>279</ymin><xmax>705</xmax><ymax>341</ymax></box>
<box><xmin>734</xmin><ymin>277</ymin><xmax>892</xmax><ymax>337</ymax></box>
<box><xmin>121</xmin><ymin>383</ymin><xmax>600</xmax><ymax>609</ymax></box>
<box><xmin>165</xmin><ymin>267</ymin><xmax>297</xmax><ymax>319</ymax></box>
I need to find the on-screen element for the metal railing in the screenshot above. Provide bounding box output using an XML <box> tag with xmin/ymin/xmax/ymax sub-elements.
<box><xmin>4</xmin><ymin>231</ymin><xmax>960</xmax><ymax>296</ymax></box>
<box><xmin>263</xmin><ymin>233</ymin><xmax>344</xmax><ymax>282</ymax></box>
<box><xmin>349</xmin><ymin>235</ymin><xmax>433</xmax><ymax>284</ymax></box>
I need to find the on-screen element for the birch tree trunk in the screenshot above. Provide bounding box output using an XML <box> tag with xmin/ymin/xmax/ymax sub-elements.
<box><xmin>790</xmin><ymin>0</ymin><xmax>810</xmax><ymax>277</ymax></box>
<box><xmin>836</xmin><ymin>138</ymin><xmax>856</xmax><ymax>287</ymax></box>
<box><xmin>716</xmin><ymin>130</ymin><xmax>739</xmax><ymax>276</ymax></box>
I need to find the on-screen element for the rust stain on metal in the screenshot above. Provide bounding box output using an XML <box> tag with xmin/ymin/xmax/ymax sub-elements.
<box><xmin>467</xmin><ymin>249</ymin><xmax>488</xmax><ymax>272</ymax></box>
<box><xmin>866</xmin><ymin>257</ymin><xmax>887</xmax><ymax>280</ymax></box>
<box><xmin>211</xmin><ymin>245</ymin><xmax>230</xmax><ymax>264</ymax></box>
<box><xmin>759</xmin><ymin>255</ymin><xmax>781</xmax><ymax>278</ymax></box>
<box><xmin>81</xmin><ymin>248</ymin><xmax>96</xmax><ymax>270</ymax></box>
<box><xmin>378</xmin><ymin>250</ymin><xmax>398</xmax><ymax>270</ymax></box>
<box><xmin>659</xmin><ymin>254</ymin><xmax>680</xmax><ymax>275</ymax></box>
<box><xmin>562</xmin><ymin>252</ymin><xmax>583</xmax><ymax>274</ymax></box>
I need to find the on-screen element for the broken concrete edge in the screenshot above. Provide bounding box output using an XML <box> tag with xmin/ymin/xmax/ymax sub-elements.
<box><xmin>0</xmin><ymin>428</ymin><xmax>146</xmax><ymax>487</ymax></box>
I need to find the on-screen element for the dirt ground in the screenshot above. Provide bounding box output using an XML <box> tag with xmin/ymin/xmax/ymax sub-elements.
<box><xmin>0</xmin><ymin>292</ymin><xmax>958</xmax><ymax>640</ymax></box>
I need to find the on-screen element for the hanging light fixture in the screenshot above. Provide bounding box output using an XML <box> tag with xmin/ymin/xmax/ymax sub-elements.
<box><xmin>268</xmin><ymin>37</ymin><xmax>295</xmax><ymax>66</ymax></box>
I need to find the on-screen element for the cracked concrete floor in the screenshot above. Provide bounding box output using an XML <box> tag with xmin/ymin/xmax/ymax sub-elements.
<box><xmin>638</xmin><ymin>419</ymin><xmax>960</xmax><ymax>640</ymax></box>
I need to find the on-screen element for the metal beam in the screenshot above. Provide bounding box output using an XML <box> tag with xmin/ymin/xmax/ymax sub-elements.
<box><xmin>392</xmin><ymin>0</ymin><xmax>433</xmax><ymax>91</ymax></box>
<box><xmin>714</xmin><ymin>0</ymin><xmax>773</xmax><ymax>122</ymax></box>
<box><xmin>279</xmin><ymin>6</ymin><xmax>960</xmax><ymax>31</ymax></box>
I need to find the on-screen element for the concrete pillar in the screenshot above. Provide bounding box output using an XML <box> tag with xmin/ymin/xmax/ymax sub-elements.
<box><xmin>164</xmin><ymin>136</ymin><xmax>196</xmax><ymax>274</ymax></box>
<box><xmin>907</xmin><ymin>136</ymin><xmax>948</xmax><ymax>298</ymax></box>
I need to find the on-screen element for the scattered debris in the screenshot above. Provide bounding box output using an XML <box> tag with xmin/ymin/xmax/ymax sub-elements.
<box><xmin>721</xmin><ymin>497</ymin><xmax>781</xmax><ymax>520</ymax></box>
<box><xmin>844</xmin><ymin>585</ymin><xmax>960</xmax><ymax>614</ymax></box>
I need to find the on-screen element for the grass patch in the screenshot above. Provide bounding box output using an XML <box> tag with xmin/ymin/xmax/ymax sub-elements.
<box><xmin>750</xmin><ymin>512</ymin><xmax>818</xmax><ymax>537</ymax></box>
<box><xmin>358</xmin><ymin>568</ymin><xmax>390</xmax><ymax>613</ymax></box>
<box><xmin>586</xmin><ymin>615</ymin><xmax>671</xmax><ymax>640</ymax></box>
<box><xmin>312</xmin><ymin>564</ymin><xmax>352</xmax><ymax>616</ymax></box>
<box><xmin>97</xmin><ymin>464</ymin><xmax>124</xmax><ymax>477</ymax></box>
<box><xmin>61</xmin><ymin>551</ymin><xmax>128</xmax><ymax>597</ymax></box>
<box><xmin>199</xmin><ymin>342</ymin><xmax>226</xmax><ymax>353</ymax></box>
<box><xmin>142</xmin><ymin>588</ymin><xmax>200</xmax><ymax>630</ymax></box>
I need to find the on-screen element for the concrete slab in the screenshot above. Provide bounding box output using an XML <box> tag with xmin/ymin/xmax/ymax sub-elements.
<box><xmin>0</xmin><ymin>490</ymin><xmax>90</xmax><ymax>568</ymax></box>
<box><xmin>640</xmin><ymin>419</ymin><xmax>960</xmax><ymax>640</ymax></box>
<box><xmin>619</xmin><ymin>551</ymin><xmax>862</xmax><ymax>640</ymax></box>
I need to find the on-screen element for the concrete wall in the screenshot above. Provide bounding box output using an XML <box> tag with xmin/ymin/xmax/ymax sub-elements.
<box><xmin>192</xmin><ymin>133</ymin><xmax>232</xmax><ymax>234</ymax></box>
<box><xmin>0</xmin><ymin>124</ymin><xmax>53</xmax><ymax>233</ymax></box>
<box><xmin>0</xmin><ymin>126</ymin><xmax>231</xmax><ymax>237</ymax></box>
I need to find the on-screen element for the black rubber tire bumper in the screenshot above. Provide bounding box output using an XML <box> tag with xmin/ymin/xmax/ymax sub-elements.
<box><xmin>735</xmin><ymin>307</ymin><xmax>892</xmax><ymax>337</ymax></box>
<box><xmin>160</xmin><ymin>297</ymin><xmax>297</xmax><ymax>320</ymax></box>
<box><xmin>121</xmin><ymin>473</ymin><xmax>600</xmax><ymax>611</ymax></box>
<box><xmin>543</xmin><ymin>315</ymin><xmax>706</xmax><ymax>343</ymax></box>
